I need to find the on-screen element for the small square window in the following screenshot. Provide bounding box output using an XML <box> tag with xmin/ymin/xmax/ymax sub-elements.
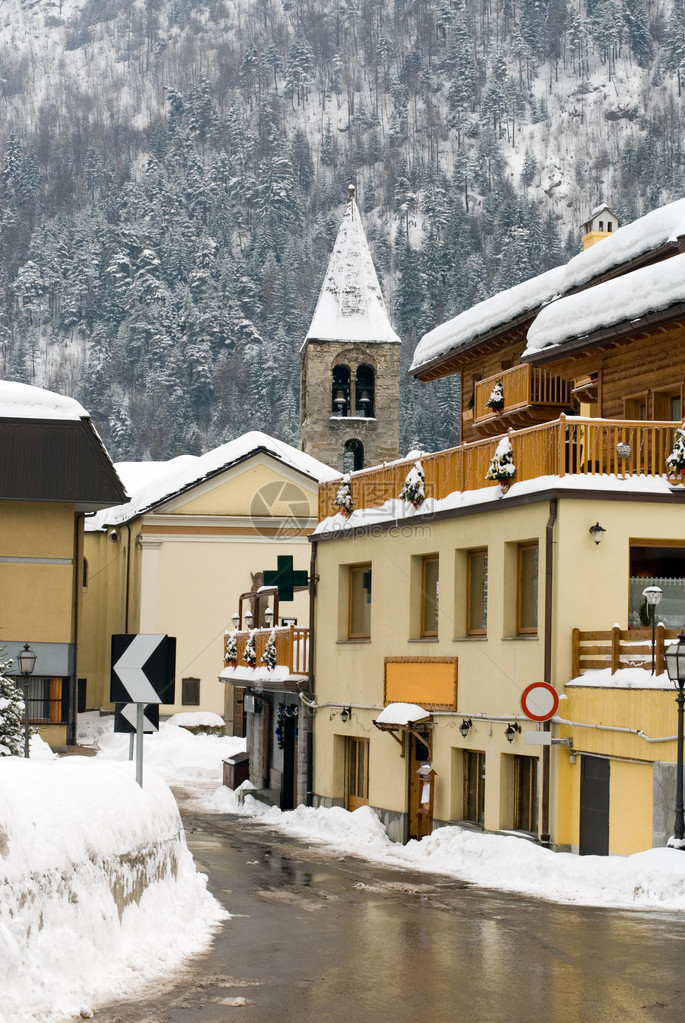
<box><xmin>182</xmin><ymin>677</ymin><xmax>201</xmax><ymax>706</ymax></box>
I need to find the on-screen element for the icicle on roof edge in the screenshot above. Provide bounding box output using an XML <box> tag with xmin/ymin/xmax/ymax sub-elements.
<box><xmin>303</xmin><ymin>185</ymin><xmax>400</xmax><ymax>350</ymax></box>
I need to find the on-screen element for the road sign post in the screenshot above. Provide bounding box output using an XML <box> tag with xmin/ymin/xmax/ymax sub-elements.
<box><xmin>110</xmin><ymin>634</ymin><xmax>175</xmax><ymax>786</ymax></box>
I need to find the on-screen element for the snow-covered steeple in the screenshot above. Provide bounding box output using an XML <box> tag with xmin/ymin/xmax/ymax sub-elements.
<box><xmin>304</xmin><ymin>184</ymin><xmax>400</xmax><ymax>346</ymax></box>
<box><xmin>299</xmin><ymin>184</ymin><xmax>401</xmax><ymax>473</ymax></box>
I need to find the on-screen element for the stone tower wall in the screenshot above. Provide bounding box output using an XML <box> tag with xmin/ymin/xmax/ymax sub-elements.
<box><xmin>300</xmin><ymin>339</ymin><xmax>400</xmax><ymax>472</ymax></box>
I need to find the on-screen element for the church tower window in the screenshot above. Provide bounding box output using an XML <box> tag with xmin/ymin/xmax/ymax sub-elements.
<box><xmin>332</xmin><ymin>365</ymin><xmax>351</xmax><ymax>416</ymax></box>
<box><xmin>344</xmin><ymin>439</ymin><xmax>364</xmax><ymax>472</ymax></box>
<box><xmin>355</xmin><ymin>365</ymin><xmax>375</xmax><ymax>418</ymax></box>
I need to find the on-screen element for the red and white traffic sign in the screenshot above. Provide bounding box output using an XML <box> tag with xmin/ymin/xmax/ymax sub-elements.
<box><xmin>521</xmin><ymin>682</ymin><xmax>559</xmax><ymax>722</ymax></box>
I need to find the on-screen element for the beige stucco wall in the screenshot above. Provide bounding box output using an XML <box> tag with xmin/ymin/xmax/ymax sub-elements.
<box><xmin>80</xmin><ymin>454</ymin><xmax>318</xmax><ymax>717</ymax></box>
<box><xmin>312</xmin><ymin>487</ymin><xmax>685</xmax><ymax>851</ymax></box>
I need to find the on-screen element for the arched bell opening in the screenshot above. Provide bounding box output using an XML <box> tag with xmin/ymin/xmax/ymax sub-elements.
<box><xmin>332</xmin><ymin>365</ymin><xmax>351</xmax><ymax>417</ymax></box>
<box><xmin>343</xmin><ymin>438</ymin><xmax>364</xmax><ymax>472</ymax></box>
<box><xmin>355</xmin><ymin>364</ymin><xmax>375</xmax><ymax>418</ymax></box>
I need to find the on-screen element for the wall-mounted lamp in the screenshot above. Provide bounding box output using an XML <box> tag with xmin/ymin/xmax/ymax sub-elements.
<box><xmin>18</xmin><ymin>642</ymin><xmax>36</xmax><ymax>759</ymax></box>
<box><xmin>459</xmin><ymin>718</ymin><xmax>472</xmax><ymax>738</ymax></box>
<box><xmin>340</xmin><ymin>706</ymin><xmax>352</xmax><ymax>723</ymax></box>
<box><xmin>589</xmin><ymin>522</ymin><xmax>606</xmax><ymax>545</ymax></box>
<box><xmin>264</xmin><ymin>606</ymin><xmax>274</xmax><ymax>628</ymax></box>
<box><xmin>232</xmin><ymin>612</ymin><xmax>240</xmax><ymax>630</ymax></box>
<box><xmin>504</xmin><ymin>722</ymin><xmax>521</xmax><ymax>743</ymax></box>
<box><xmin>245</xmin><ymin>610</ymin><xmax>254</xmax><ymax>629</ymax></box>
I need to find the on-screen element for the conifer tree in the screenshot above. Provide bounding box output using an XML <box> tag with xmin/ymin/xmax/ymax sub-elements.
<box><xmin>0</xmin><ymin>650</ymin><xmax>25</xmax><ymax>757</ymax></box>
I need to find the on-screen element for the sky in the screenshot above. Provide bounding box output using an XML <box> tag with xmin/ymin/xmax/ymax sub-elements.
<box><xmin>3</xmin><ymin>713</ymin><xmax>685</xmax><ymax>1023</ymax></box>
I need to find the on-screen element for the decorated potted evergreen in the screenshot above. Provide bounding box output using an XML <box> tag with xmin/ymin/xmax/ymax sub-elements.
<box><xmin>400</xmin><ymin>460</ymin><xmax>425</xmax><ymax>509</ymax></box>
<box><xmin>224</xmin><ymin>630</ymin><xmax>237</xmax><ymax>666</ymax></box>
<box><xmin>260</xmin><ymin>630</ymin><xmax>277</xmax><ymax>671</ymax></box>
<box><xmin>334</xmin><ymin>473</ymin><xmax>354</xmax><ymax>515</ymax></box>
<box><xmin>485</xmin><ymin>436</ymin><xmax>516</xmax><ymax>492</ymax></box>
<box><xmin>242</xmin><ymin>630</ymin><xmax>257</xmax><ymax>667</ymax></box>
<box><xmin>666</xmin><ymin>426</ymin><xmax>685</xmax><ymax>480</ymax></box>
<box><xmin>485</xmin><ymin>381</ymin><xmax>504</xmax><ymax>413</ymax></box>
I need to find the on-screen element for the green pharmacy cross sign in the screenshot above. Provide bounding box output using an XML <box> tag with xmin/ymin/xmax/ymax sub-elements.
<box><xmin>263</xmin><ymin>555</ymin><xmax>308</xmax><ymax>602</ymax></box>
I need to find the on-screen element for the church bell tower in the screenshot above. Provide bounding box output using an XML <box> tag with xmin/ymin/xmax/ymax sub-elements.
<box><xmin>299</xmin><ymin>185</ymin><xmax>401</xmax><ymax>473</ymax></box>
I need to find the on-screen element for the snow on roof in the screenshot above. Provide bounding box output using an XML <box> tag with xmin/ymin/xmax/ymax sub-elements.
<box><xmin>410</xmin><ymin>197</ymin><xmax>685</xmax><ymax>374</ymax></box>
<box><xmin>374</xmin><ymin>702</ymin><xmax>431</xmax><ymax>726</ymax></box>
<box><xmin>304</xmin><ymin>196</ymin><xmax>400</xmax><ymax>347</ymax></box>
<box><xmin>87</xmin><ymin>430</ymin><xmax>340</xmax><ymax>529</ymax></box>
<box><xmin>524</xmin><ymin>251</ymin><xmax>685</xmax><ymax>357</ymax></box>
<box><xmin>0</xmin><ymin>380</ymin><xmax>88</xmax><ymax>420</ymax></box>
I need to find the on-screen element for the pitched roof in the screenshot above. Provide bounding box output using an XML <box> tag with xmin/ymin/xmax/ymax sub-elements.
<box><xmin>0</xmin><ymin>381</ymin><xmax>127</xmax><ymax>509</ymax></box>
<box><xmin>304</xmin><ymin>192</ymin><xmax>400</xmax><ymax>347</ymax></box>
<box><xmin>410</xmin><ymin>197</ymin><xmax>685</xmax><ymax>377</ymax></box>
<box><xmin>87</xmin><ymin>430</ymin><xmax>340</xmax><ymax>529</ymax></box>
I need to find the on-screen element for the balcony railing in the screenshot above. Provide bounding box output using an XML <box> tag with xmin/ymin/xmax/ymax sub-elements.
<box><xmin>474</xmin><ymin>365</ymin><xmax>573</xmax><ymax>426</ymax></box>
<box><xmin>224</xmin><ymin>625</ymin><xmax>309</xmax><ymax>677</ymax></box>
<box><xmin>572</xmin><ymin>625</ymin><xmax>678</xmax><ymax>678</ymax></box>
<box><xmin>318</xmin><ymin>416</ymin><xmax>682</xmax><ymax>520</ymax></box>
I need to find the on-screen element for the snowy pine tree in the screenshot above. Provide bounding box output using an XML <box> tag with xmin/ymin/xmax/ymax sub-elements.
<box><xmin>486</xmin><ymin>437</ymin><xmax>516</xmax><ymax>486</ymax></box>
<box><xmin>243</xmin><ymin>630</ymin><xmax>257</xmax><ymax>667</ymax></box>
<box><xmin>0</xmin><ymin>650</ymin><xmax>25</xmax><ymax>757</ymax></box>
<box><xmin>334</xmin><ymin>474</ymin><xmax>354</xmax><ymax>515</ymax></box>
<box><xmin>666</xmin><ymin>426</ymin><xmax>685</xmax><ymax>476</ymax></box>
<box><xmin>260</xmin><ymin>630</ymin><xmax>277</xmax><ymax>671</ymax></box>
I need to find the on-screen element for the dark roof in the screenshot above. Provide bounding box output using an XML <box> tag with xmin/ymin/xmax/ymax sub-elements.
<box><xmin>0</xmin><ymin>418</ymin><xmax>128</xmax><ymax>511</ymax></box>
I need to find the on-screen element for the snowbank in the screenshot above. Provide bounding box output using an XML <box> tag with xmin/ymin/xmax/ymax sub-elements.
<box><xmin>204</xmin><ymin>785</ymin><xmax>685</xmax><ymax>912</ymax></box>
<box><xmin>0</xmin><ymin>758</ymin><xmax>226</xmax><ymax>1023</ymax></box>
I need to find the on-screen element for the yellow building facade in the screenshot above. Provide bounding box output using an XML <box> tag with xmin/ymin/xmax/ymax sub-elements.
<box><xmin>80</xmin><ymin>434</ymin><xmax>336</xmax><ymax>723</ymax></box>
<box><xmin>310</xmin><ymin>484</ymin><xmax>685</xmax><ymax>852</ymax></box>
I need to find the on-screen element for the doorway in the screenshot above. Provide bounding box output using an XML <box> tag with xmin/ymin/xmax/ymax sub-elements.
<box><xmin>579</xmin><ymin>754</ymin><xmax>610</xmax><ymax>855</ymax></box>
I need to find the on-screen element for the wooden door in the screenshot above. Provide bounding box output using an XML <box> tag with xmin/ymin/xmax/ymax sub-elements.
<box><xmin>346</xmin><ymin>737</ymin><xmax>369</xmax><ymax>811</ymax></box>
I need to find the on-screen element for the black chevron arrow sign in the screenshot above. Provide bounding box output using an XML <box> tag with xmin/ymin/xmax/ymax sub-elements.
<box><xmin>110</xmin><ymin>634</ymin><xmax>176</xmax><ymax>705</ymax></box>
<box><xmin>114</xmin><ymin>702</ymin><xmax>160</xmax><ymax>734</ymax></box>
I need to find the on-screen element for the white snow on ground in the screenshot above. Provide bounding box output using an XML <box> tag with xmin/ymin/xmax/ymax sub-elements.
<box><xmin>202</xmin><ymin>786</ymin><xmax>685</xmax><ymax>913</ymax></box>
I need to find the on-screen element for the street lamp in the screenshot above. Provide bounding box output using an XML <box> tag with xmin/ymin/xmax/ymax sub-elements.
<box><xmin>664</xmin><ymin>630</ymin><xmax>685</xmax><ymax>848</ymax></box>
<box><xmin>642</xmin><ymin>585</ymin><xmax>663</xmax><ymax>675</ymax></box>
<box><xmin>17</xmin><ymin>643</ymin><xmax>36</xmax><ymax>759</ymax></box>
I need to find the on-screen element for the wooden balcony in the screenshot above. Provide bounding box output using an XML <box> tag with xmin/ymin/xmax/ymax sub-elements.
<box><xmin>474</xmin><ymin>365</ymin><xmax>573</xmax><ymax>433</ymax></box>
<box><xmin>222</xmin><ymin>625</ymin><xmax>309</xmax><ymax>689</ymax></box>
<box><xmin>318</xmin><ymin>415</ymin><xmax>682</xmax><ymax>520</ymax></box>
<box><xmin>572</xmin><ymin>626</ymin><xmax>679</xmax><ymax>678</ymax></box>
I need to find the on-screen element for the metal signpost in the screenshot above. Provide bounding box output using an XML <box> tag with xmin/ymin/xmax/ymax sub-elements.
<box><xmin>110</xmin><ymin>634</ymin><xmax>175</xmax><ymax>786</ymax></box>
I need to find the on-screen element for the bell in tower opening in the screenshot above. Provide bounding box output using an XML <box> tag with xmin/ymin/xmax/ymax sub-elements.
<box><xmin>299</xmin><ymin>184</ymin><xmax>401</xmax><ymax>472</ymax></box>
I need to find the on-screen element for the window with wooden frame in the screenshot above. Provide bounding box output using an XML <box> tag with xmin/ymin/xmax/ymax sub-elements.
<box><xmin>467</xmin><ymin>549</ymin><xmax>488</xmax><ymax>635</ymax></box>
<box><xmin>421</xmin><ymin>555</ymin><xmax>439</xmax><ymax>637</ymax></box>
<box><xmin>624</xmin><ymin>394</ymin><xmax>648</xmax><ymax>421</ymax></box>
<box><xmin>345</xmin><ymin>736</ymin><xmax>369</xmax><ymax>810</ymax></box>
<box><xmin>517</xmin><ymin>542</ymin><xmax>539</xmax><ymax>635</ymax></box>
<box><xmin>513</xmin><ymin>755</ymin><xmax>538</xmax><ymax>833</ymax></box>
<box><xmin>348</xmin><ymin>564</ymin><xmax>372</xmax><ymax>639</ymax></box>
<box><xmin>653</xmin><ymin>387</ymin><xmax>683</xmax><ymax>423</ymax></box>
<box><xmin>182</xmin><ymin>677</ymin><xmax>201</xmax><ymax>706</ymax></box>
<box><xmin>463</xmin><ymin>750</ymin><xmax>485</xmax><ymax>824</ymax></box>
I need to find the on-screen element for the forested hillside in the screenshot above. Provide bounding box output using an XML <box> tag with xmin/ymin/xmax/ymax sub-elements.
<box><xmin>0</xmin><ymin>0</ymin><xmax>683</xmax><ymax>459</ymax></box>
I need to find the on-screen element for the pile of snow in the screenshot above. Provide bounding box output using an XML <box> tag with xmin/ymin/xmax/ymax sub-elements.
<box><xmin>93</xmin><ymin>717</ymin><xmax>245</xmax><ymax>784</ymax></box>
<box><xmin>205</xmin><ymin>785</ymin><xmax>685</xmax><ymax>912</ymax></box>
<box><xmin>0</xmin><ymin>758</ymin><xmax>226</xmax><ymax>1023</ymax></box>
<box><xmin>166</xmin><ymin>711</ymin><xmax>225</xmax><ymax>729</ymax></box>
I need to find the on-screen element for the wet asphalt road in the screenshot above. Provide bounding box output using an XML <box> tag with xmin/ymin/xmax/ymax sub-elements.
<box><xmin>95</xmin><ymin>796</ymin><xmax>685</xmax><ymax>1023</ymax></box>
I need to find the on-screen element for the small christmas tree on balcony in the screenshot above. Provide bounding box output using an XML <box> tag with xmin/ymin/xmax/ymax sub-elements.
<box><xmin>0</xmin><ymin>650</ymin><xmax>24</xmax><ymax>758</ymax></box>
<box><xmin>666</xmin><ymin>425</ymin><xmax>685</xmax><ymax>477</ymax></box>
<box><xmin>486</xmin><ymin>436</ymin><xmax>516</xmax><ymax>488</ymax></box>
<box><xmin>400</xmin><ymin>460</ymin><xmax>425</xmax><ymax>508</ymax></box>
<box><xmin>485</xmin><ymin>381</ymin><xmax>504</xmax><ymax>412</ymax></box>
<box><xmin>224</xmin><ymin>630</ymin><xmax>237</xmax><ymax>666</ymax></box>
<box><xmin>260</xmin><ymin>630</ymin><xmax>277</xmax><ymax>671</ymax></box>
<box><xmin>243</xmin><ymin>630</ymin><xmax>257</xmax><ymax>667</ymax></box>
<box><xmin>334</xmin><ymin>473</ymin><xmax>353</xmax><ymax>515</ymax></box>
